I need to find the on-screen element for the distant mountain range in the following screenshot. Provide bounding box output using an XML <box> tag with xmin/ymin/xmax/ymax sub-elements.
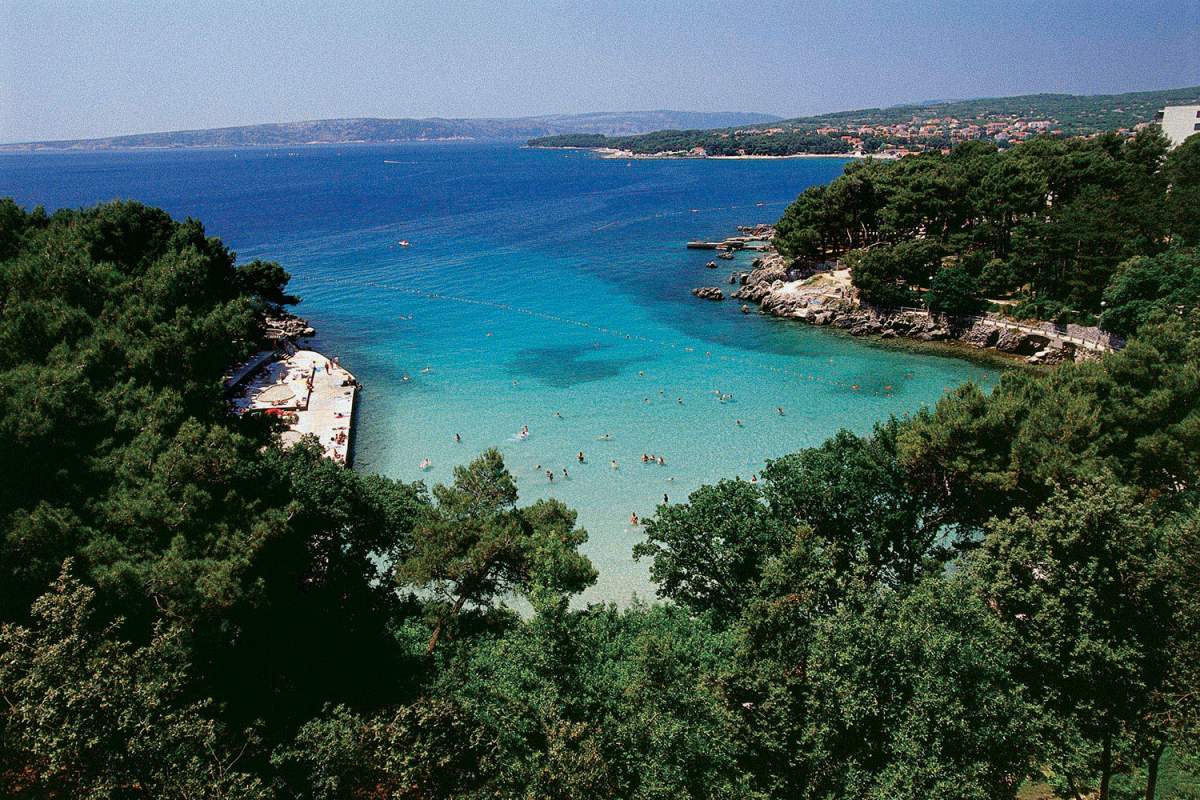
<box><xmin>0</xmin><ymin>111</ymin><xmax>781</xmax><ymax>152</ymax></box>
<box><xmin>528</xmin><ymin>86</ymin><xmax>1200</xmax><ymax>157</ymax></box>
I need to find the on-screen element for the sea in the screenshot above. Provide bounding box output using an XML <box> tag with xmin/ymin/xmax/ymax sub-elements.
<box><xmin>0</xmin><ymin>143</ymin><xmax>998</xmax><ymax>603</ymax></box>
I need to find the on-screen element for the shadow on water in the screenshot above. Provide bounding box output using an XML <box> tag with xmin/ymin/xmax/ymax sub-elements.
<box><xmin>507</xmin><ymin>344</ymin><xmax>650</xmax><ymax>388</ymax></box>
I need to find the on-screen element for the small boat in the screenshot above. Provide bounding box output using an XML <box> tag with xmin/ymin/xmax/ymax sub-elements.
<box><xmin>398</xmin><ymin>240</ymin><xmax>410</xmax><ymax>247</ymax></box>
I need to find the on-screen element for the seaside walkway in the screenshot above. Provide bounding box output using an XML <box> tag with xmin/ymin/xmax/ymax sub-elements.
<box><xmin>231</xmin><ymin>349</ymin><xmax>357</xmax><ymax>465</ymax></box>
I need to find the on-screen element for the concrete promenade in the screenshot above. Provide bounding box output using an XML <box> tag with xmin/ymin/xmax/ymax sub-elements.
<box><xmin>230</xmin><ymin>349</ymin><xmax>358</xmax><ymax>465</ymax></box>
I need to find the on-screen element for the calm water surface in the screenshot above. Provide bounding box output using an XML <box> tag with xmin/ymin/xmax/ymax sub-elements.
<box><xmin>1</xmin><ymin>144</ymin><xmax>998</xmax><ymax>602</ymax></box>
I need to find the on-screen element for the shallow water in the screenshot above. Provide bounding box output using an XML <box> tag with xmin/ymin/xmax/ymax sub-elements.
<box><xmin>1</xmin><ymin>144</ymin><xmax>998</xmax><ymax>602</ymax></box>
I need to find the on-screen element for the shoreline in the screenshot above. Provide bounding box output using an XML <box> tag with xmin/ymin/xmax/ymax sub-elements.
<box><xmin>527</xmin><ymin>145</ymin><xmax>885</xmax><ymax>160</ymax></box>
<box><xmin>692</xmin><ymin>229</ymin><xmax>1117</xmax><ymax>366</ymax></box>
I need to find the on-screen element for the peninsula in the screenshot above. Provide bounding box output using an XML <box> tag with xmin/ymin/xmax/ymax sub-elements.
<box><xmin>529</xmin><ymin>85</ymin><xmax>1200</xmax><ymax>158</ymax></box>
<box><xmin>0</xmin><ymin>110</ymin><xmax>779</xmax><ymax>152</ymax></box>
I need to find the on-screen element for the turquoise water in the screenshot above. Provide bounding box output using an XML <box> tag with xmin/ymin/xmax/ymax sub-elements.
<box><xmin>1</xmin><ymin>144</ymin><xmax>997</xmax><ymax>602</ymax></box>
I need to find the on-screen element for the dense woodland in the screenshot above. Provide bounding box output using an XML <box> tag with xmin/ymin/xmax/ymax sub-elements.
<box><xmin>529</xmin><ymin>86</ymin><xmax>1200</xmax><ymax>158</ymax></box>
<box><xmin>1</xmin><ymin>161</ymin><xmax>1199</xmax><ymax>800</ymax></box>
<box><xmin>773</xmin><ymin>130</ymin><xmax>1200</xmax><ymax>328</ymax></box>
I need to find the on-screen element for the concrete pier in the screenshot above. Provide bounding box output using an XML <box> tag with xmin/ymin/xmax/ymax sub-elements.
<box><xmin>231</xmin><ymin>349</ymin><xmax>358</xmax><ymax>465</ymax></box>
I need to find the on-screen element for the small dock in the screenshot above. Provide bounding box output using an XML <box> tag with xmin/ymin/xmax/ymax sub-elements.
<box><xmin>231</xmin><ymin>349</ymin><xmax>358</xmax><ymax>465</ymax></box>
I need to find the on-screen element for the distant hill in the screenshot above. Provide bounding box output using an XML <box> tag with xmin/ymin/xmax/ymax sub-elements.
<box><xmin>0</xmin><ymin>111</ymin><xmax>781</xmax><ymax>152</ymax></box>
<box><xmin>529</xmin><ymin>86</ymin><xmax>1200</xmax><ymax>157</ymax></box>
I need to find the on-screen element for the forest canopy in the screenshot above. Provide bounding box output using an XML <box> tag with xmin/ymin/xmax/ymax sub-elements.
<box><xmin>772</xmin><ymin>130</ymin><xmax>1200</xmax><ymax>326</ymax></box>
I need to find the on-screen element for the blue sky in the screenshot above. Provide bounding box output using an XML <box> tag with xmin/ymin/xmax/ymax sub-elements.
<box><xmin>1</xmin><ymin>0</ymin><xmax>1196</xmax><ymax>142</ymax></box>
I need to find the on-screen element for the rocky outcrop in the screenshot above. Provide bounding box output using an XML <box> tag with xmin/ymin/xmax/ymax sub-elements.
<box><xmin>264</xmin><ymin>311</ymin><xmax>315</xmax><ymax>341</ymax></box>
<box><xmin>692</xmin><ymin>227</ymin><xmax>1119</xmax><ymax>366</ymax></box>
<box><xmin>995</xmin><ymin>330</ymin><xmax>1050</xmax><ymax>355</ymax></box>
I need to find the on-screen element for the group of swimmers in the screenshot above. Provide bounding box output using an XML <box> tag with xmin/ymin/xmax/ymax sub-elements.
<box><xmin>640</xmin><ymin>452</ymin><xmax>667</xmax><ymax>466</ymax></box>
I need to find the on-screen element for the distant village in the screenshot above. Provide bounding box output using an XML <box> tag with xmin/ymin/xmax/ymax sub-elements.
<box><xmin>714</xmin><ymin>109</ymin><xmax>1171</xmax><ymax>158</ymax></box>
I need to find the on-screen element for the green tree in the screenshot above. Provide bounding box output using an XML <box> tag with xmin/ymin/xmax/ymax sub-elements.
<box><xmin>803</xmin><ymin>575</ymin><xmax>1037</xmax><ymax>800</ymax></box>
<box><xmin>397</xmin><ymin>449</ymin><xmax>596</xmax><ymax>654</ymax></box>
<box><xmin>1101</xmin><ymin>248</ymin><xmax>1200</xmax><ymax>337</ymax></box>
<box><xmin>928</xmin><ymin>264</ymin><xmax>986</xmax><ymax>315</ymax></box>
<box><xmin>970</xmin><ymin>478</ymin><xmax>1172</xmax><ymax>800</ymax></box>
<box><xmin>633</xmin><ymin>479</ymin><xmax>788</xmax><ymax>620</ymax></box>
<box><xmin>1165</xmin><ymin>133</ymin><xmax>1200</xmax><ymax>245</ymax></box>
<box><xmin>0</xmin><ymin>563</ymin><xmax>268</xmax><ymax>799</ymax></box>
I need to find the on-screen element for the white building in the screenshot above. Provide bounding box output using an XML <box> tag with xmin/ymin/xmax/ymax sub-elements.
<box><xmin>1155</xmin><ymin>105</ymin><xmax>1200</xmax><ymax>148</ymax></box>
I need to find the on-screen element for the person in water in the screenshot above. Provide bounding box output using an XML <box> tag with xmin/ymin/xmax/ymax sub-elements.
<box><xmin>454</xmin><ymin>433</ymin><xmax>462</xmax><ymax>443</ymax></box>
<box><xmin>562</xmin><ymin>467</ymin><xmax>569</xmax><ymax>479</ymax></box>
<box><xmin>629</xmin><ymin>512</ymin><xmax>639</xmax><ymax>526</ymax></box>
<box><xmin>657</xmin><ymin>455</ymin><xmax>665</xmax><ymax>466</ymax></box>
<box><xmin>611</xmin><ymin>459</ymin><xmax>618</xmax><ymax>470</ymax></box>
<box><xmin>546</xmin><ymin>469</ymin><xmax>554</xmax><ymax>482</ymax></box>
<box><xmin>777</xmin><ymin>407</ymin><xmax>785</xmax><ymax>416</ymax></box>
<box><xmin>641</xmin><ymin>453</ymin><xmax>649</xmax><ymax>463</ymax></box>
<box><xmin>577</xmin><ymin>451</ymin><xmax>585</xmax><ymax>462</ymax></box>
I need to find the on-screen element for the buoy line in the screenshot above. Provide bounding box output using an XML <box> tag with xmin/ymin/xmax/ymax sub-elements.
<box><xmin>300</xmin><ymin>275</ymin><xmax>985</xmax><ymax>396</ymax></box>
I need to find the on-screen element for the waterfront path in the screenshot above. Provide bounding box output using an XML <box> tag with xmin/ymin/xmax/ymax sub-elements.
<box><xmin>231</xmin><ymin>349</ymin><xmax>357</xmax><ymax>465</ymax></box>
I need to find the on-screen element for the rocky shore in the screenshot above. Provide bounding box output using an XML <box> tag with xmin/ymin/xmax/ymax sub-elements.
<box><xmin>695</xmin><ymin>231</ymin><xmax>1117</xmax><ymax>365</ymax></box>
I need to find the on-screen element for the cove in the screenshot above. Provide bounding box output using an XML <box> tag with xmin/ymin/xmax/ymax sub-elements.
<box><xmin>0</xmin><ymin>143</ymin><xmax>999</xmax><ymax>602</ymax></box>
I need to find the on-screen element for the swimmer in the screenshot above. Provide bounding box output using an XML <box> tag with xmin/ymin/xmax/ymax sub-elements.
<box><xmin>546</xmin><ymin>470</ymin><xmax>554</xmax><ymax>483</ymax></box>
<box><xmin>535</xmin><ymin>464</ymin><xmax>541</xmax><ymax>471</ymax></box>
<box><xmin>454</xmin><ymin>433</ymin><xmax>462</xmax><ymax>443</ymax></box>
<box><xmin>577</xmin><ymin>451</ymin><xmax>585</xmax><ymax>463</ymax></box>
<box><xmin>629</xmin><ymin>512</ymin><xmax>639</xmax><ymax>526</ymax></box>
<box><xmin>554</xmin><ymin>411</ymin><xmax>562</xmax><ymax>419</ymax></box>
<box><xmin>777</xmin><ymin>407</ymin><xmax>785</xmax><ymax>416</ymax></box>
<box><xmin>663</xmin><ymin>493</ymin><xmax>669</xmax><ymax>504</ymax></box>
<box><xmin>611</xmin><ymin>459</ymin><xmax>618</xmax><ymax>470</ymax></box>
<box><xmin>677</xmin><ymin>397</ymin><xmax>683</xmax><ymax>404</ymax></box>
<box><xmin>736</xmin><ymin>419</ymin><xmax>743</xmax><ymax>427</ymax></box>
<box><xmin>562</xmin><ymin>467</ymin><xmax>569</xmax><ymax>479</ymax></box>
<box><xmin>638</xmin><ymin>370</ymin><xmax>645</xmax><ymax>376</ymax></box>
<box><xmin>641</xmin><ymin>453</ymin><xmax>649</xmax><ymax>463</ymax></box>
<box><xmin>402</xmin><ymin>374</ymin><xmax>411</xmax><ymax>382</ymax></box>
<box><xmin>657</xmin><ymin>456</ymin><xmax>665</xmax><ymax>466</ymax></box>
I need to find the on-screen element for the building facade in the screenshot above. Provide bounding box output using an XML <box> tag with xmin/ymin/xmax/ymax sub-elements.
<box><xmin>1155</xmin><ymin>105</ymin><xmax>1200</xmax><ymax>148</ymax></box>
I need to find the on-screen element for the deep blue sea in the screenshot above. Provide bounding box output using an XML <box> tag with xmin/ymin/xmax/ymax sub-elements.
<box><xmin>0</xmin><ymin>144</ymin><xmax>998</xmax><ymax>602</ymax></box>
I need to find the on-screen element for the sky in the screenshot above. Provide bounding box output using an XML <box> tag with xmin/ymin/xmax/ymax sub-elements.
<box><xmin>1</xmin><ymin>0</ymin><xmax>1197</xmax><ymax>143</ymax></box>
